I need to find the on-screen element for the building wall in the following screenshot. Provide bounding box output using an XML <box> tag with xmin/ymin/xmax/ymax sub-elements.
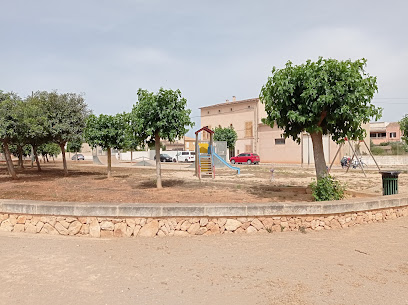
<box><xmin>201</xmin><ymin>98</ymin><xmax>370</xmax><ymax>164</ymax></box>
<box><xmin>370</xmin><ymin>122</ymin><xmax>402</xmax><ymax>145</ymax></box>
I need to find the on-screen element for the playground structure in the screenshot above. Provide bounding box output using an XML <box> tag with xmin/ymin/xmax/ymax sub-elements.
<box><xmin>195</xmin><ymin>127</ymin><xmax>240</xmax><ymax>179</ymax></box>
<box><xmin>328</xmin><ymin>138</ymin><xmax>380</xmax><ymax>177</ymax></box>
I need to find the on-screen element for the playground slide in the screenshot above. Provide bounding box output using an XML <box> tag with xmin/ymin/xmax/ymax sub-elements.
<box><xmin>213</xmin><ymin>152</ymin><xmax>240</xmax><ymax>174</ymax></box>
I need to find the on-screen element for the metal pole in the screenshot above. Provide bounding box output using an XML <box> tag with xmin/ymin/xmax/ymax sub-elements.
<box><xmin>363</xmin><ymin>140</ymin><xmax>380</xmax><ymax>170</ymax></box>
<box><xmin>329</xmin><ymin>143</ymin><xmax>343</xmax><ymax>172</ymax></box>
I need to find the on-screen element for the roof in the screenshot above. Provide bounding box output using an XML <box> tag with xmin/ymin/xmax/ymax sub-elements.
<box><xmin>195</xmin><ymin>126</ymin><xmax>214</xmax><ymax>135</ymax></box>
<box><xmin>199</xmin><ymin>98</ymin><xmax>259</xmax><ymax>110</ymax></box>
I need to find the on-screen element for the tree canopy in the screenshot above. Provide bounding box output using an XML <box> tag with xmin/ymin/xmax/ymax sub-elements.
<box><xmin>260</xmin><ymin>58</ymin><xmax>382</xmax><ymax>179</ymax></box>
<box><xmin>84</xmin><ymin>113</ymin><xmax>129</xmax><ymax>177</ymax></box>
<box><xmin>131</xmin><ymin>88</ymin><xmax>194</xmax><ymax>188</ymax></box>
<box><xmin>400</xmin><ymin>115</ymin><xmax>408</xmax><ymax>146</ymax></box>
<box><xmin>214</xmin><ymin>126</ymin><xmax>238</xmax><ymax>149</ymax></box>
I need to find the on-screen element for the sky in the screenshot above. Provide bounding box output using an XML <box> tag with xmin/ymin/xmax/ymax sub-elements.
<box><xmin>1</xmin><ymin>0</ymin><xmax>407</xmax><ymax>137</ymax></box>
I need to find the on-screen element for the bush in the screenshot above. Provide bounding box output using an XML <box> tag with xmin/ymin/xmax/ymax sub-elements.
<box><xmin>310</xmin><ymin>175</ymin><xmax>345</xmax><ymax>201</ymax></box>
<box><xmin>371</xmin><ymin>146</ymin><xmax>385</xmax><ymax>155</ymax></box>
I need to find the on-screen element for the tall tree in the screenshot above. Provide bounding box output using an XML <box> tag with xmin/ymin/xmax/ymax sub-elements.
<box><xmin>214</xmin><ymin>126</ymin><xmax>238</xmax><ymax>149</ymax></box>
<box><xmin>131</xmin><ymin>88</ymin><xmax>194</xmax><ymax>188</ymax></box>
<box><xmin>400</xmin><ymin>115</ymin><xmax>408</xmax><ymax>146</ymax></box>
<box><xmin>39</xmin><ymin>91</ymin><xmax>90</xmax><ymax>175</ymax></box>
<box><xmin>260</xmin><ymin>58</ymin><xmax>382</xmax><ymax>179</ymax></box>
<box><xmin>84</xmin><ymin>113</ymin><xmax>128</xmax><ymax>178</ymax></box>
<box><xmin>38</xmin><ymin>143</ymin><xmax>61</xmax><ymax>163</ymax></box>
<box><xmin>0</xmin><ymin>91</ymin><xmax>20</xmax><ymax>179</ymax></box>
<box><xmin>22</xmin><ymin>95</ymin><xmax>52</xmax><ymax>171</ymax></box>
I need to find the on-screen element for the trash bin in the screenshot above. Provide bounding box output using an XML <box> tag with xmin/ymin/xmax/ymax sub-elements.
<box><xmin>379</xmin><ymin>170</ymin><xmax>401</xmax><ymax>195</ymax></box>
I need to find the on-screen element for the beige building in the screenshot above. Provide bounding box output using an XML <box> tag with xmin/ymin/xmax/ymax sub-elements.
<box><xmin>161</xmin><ymin>136</ymin><xmax>196</xmax><ymax>151</ymax></box>
<box><xmin>200</xmin><ymin>97</ymin><xmax>370</xmax><ymax>164</ymax></box>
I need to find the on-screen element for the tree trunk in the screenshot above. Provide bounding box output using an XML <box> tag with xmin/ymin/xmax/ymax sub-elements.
<box><xmin>17</xmin><ymin>145</ymin><xmax>24</xmax><ymax>169</ymax></box>
<box><xmin>30</xmin><ymin>146</ymin><xmax>34</xmax><ymax>168</ymax></box>
<box><xmin>310</xmin><ymin>132</ymin><xmax>328</xmax><ymax>180</ymax></box>
<box><xmin>46</xmin><ymin>154</ymin><xmax>49</xmax><ymax>162</ymax></box>
<box><xmin>107</xmin><ymin>147</ymin><xmax>112</xmax><ymax>178</ymax></box>
<box><xmin>32</xmin><ymin>146</ymin><xmax>42</xmax><ymax>172</ymax></box>
<box><xmin>155</xmin><ymin>131</ymin><xmax>162</xmax><ymax>189</ymax></box>
<box><xmin>3</xmin><ymin>142</ymin><xmax>17</xmax><ymax>179</ymax></box>
<box><xmin>60</xmin><ymin>143</ymin><xmax>68</xmax><ymax>176</ymax></box>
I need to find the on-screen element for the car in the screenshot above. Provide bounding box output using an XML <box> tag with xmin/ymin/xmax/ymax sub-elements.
<box><xmin>154</xmin><ymin>154</ymin><xmax>173</xmax><ymax>162</ymax></box>
<box><xmin>71</xmin><ymin>153</ymin><xmax>85</xmax><ymax>161</ymax></box>
<box><xmin>174</xmin><ymin>151</ymin><xmax>196</xmax><ymax>163</ymax></box>
<box><xmin>230</xmin><ymin>153</ymin><xmax>260</xmax><ymax>165</ymax></box>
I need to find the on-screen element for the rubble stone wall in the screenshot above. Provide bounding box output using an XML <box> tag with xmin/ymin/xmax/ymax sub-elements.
<box><xmin>1</xmin><ymin>206</ymin><xmax>407</xmax><ymax>237</ymax></box>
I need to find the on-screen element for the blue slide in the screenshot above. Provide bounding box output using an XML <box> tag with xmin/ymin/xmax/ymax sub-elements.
<box><xmin>213</xmin><ymin>152</ymin><xmax>240</xmax><ymax>174</ymax></box>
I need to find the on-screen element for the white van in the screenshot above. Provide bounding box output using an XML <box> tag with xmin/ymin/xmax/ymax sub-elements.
<box><xmin>175</xmin><ymin>151</ymin><xmax>196</xmax><ymax>163</ymax></box>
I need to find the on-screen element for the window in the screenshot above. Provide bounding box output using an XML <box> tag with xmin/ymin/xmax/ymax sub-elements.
<box><xmin>379</xmin><ymin>133</ymin><xmax>386</xmax><ymax>138</ymax></box>
<box><xmin>207</xmin><ymin>111</ymin><xmax>209</xmax><ymax>114</ymax></box>
<box><xmin>390</xmin><ymin>132</ymin><xmax>397</xmax><ymax>138</ymax></box>
<box><xmin>370</xmin><ymin>133</ymin><xmax>377</xmax><ymax>138</ymax></box>
<box><xmin>275</xmin><ymin>139</ymin><xmax>285</xmax><ymax>145</ymax></box>
<box><xmin>245</xmin><ymin>121</ymin><xmax>253</xmax><ymax>137</ymax></box>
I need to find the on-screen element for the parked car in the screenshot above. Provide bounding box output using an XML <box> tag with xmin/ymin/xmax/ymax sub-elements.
<box><xmin>71</xmin><ymin>153</ymin><xmax>85</xmax><ymax>161</ymax></box>
<box><xmin>174</xmin><ymin>151</ymin><xmax>196</xmax><ymax>163</ymax></box>
<box><xmin>154</xmin><ymin>154</ymin><xmax>173</xmax><ymax>162</ymax></box>
<box><xmin>230</xmin><ymin>153</ymin><xmax>260</xmax><ymax>165</ymax></box>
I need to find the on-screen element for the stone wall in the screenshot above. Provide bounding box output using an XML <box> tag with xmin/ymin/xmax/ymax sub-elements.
<box><xmin>1</xmin><ymin>206</ymin><xmax>407</xmax><ymax>237</ymax></box>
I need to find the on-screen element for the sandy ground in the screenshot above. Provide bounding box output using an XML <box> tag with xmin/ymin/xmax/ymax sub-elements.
<box><xmin>0</xmin><ymin>217</ymin><xmax>407</xmax><ymax>305</ymax></box>
<box><xmin>1</xmin><ymin>161</ymin><xmax>406</xmax><ymax>204</ymax></box>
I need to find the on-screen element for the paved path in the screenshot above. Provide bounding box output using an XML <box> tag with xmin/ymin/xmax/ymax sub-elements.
<box><xmin>1</xmin><ymin>218</ymin><xmax>408</xmax><ymax>305</ymax></box>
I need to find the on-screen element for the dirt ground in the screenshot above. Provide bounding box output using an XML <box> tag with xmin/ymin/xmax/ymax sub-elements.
<box><xmin>0</xmin><ymin>161</ymin><xmax>406</xmax><ymax>203</ymax></box>
<box><xmin>1</xmin><ymin>217</ymin><xmax>407</xmax><ymax>305</ymax></box>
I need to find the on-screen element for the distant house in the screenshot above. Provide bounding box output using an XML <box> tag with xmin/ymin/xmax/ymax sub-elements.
<box><xmin>161</xmin><ymin>136</ymin><xmax>196</xmax><ymax>151</ymax></box>
<box><xmin>370</xmin><ymin>122</ymin><xmax>403</xmax><ymax>145</ymax></box>
<box><xmin>200</xmin><ymin>96</ymin><xmax>370</xmax><ymax>164</ymax></box>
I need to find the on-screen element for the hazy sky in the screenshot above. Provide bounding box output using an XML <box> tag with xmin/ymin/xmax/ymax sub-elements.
<box><xmin>1</xmin><ymin>0</ymin><xmax>407</xmax><ymax>136</ymax></box>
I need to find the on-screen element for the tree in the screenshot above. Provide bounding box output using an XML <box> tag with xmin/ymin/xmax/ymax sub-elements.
<box><xmin>66</xmin><ymin>137</ymin><xmax>83</xmax><ymax>157</ymax></box>
<box><xmin>9</xmin><ymin>144</ymin><xmax>31</xmax><ymax>168</ymax></box>
<box><xmin>131</xmin><ymin>88</ymin><xmax>194</xmax><ymax>188</ymax></box>
<box><xmin>38</xmin><ymin>143</ymin><xmax>61</xmax><ymax>162</ymax></box>
<box><xmin>0</xmin><ymin>91</ymin><xmax>21</xmax><ymax>179</ymax></box>
<box><xmin>84</xmin><ymin>113</ymin><xmax>128</xmax><ymax>178</ymax></box>
<box><xmin>260</xmin><ymin>58</ymin><xmax>382</xmax><ymax>179</ymax></box>
<box><xmin>22</xmin><ymin>94</ymin><xmax>52</xmax><ymax>171</ymax></box>
<box><xmin>214</xmin><ymin>126</ymin><xmax>238</xmax><ymax>149</ymax></box>
<box><xmin>400</xmin><ymin>115</ymin><xmax>408</xmax><ymax>146</ymax></box>
<box><xmin>39</xmin><ymin>91</ymin><xmax>90</xmax><ymax>175</ymax></box>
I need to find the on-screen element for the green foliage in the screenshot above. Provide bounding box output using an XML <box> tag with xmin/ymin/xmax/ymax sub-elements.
<box><xmin>38</xmin><ymin>143</ymin><xmax>61</xmax><ymax>157</ymax></box>
<box><xmin>379</xmin><ymin>142</ymin><xmax>389</xmax><ymax>146</ymax></box>
<box><xmin>214</xmin><ymin>126</ymin><xmax>238</xmax><ymax>149</ymax></box>
<box><xmin>371</xmin><ymin>146</ymin><xmax>385</xmax><ymax>155</ymax></box>
<box><xmin>84</xmin><ymin>113</ymin><xmax>129</xmax><ymax>150</ymax></box>
<box><xmin>66</xmin><ymin>137</ymin><xmax>83</xmax><ymax>153</ymax></box>
<box><xmin>400</xmin><ymin>115</ymin><xmax>408</xmax><ymax>146</ymax></box>
<box><xmin>0</xmin><ymin>91</ymin><xmax>22</xmax><ymax>144</ymax></box>
<box><xmin>260</xmin><ymin>58</ymin><xmax>382</xmax><ymax>144</ymax></box>
<box><xmin>9</xmin><ymin>144</ymin><xmax>31</xmax><ymax>158</ymax></box>
<box><xmin>130</xmin><ymin>88</ymin><xmax>194</xmax><ymax>145</ymax></box>
<box><xmin>310</xmin><ymin>175</ymin><xmax>345</xmax><ymax>201</ymax></box>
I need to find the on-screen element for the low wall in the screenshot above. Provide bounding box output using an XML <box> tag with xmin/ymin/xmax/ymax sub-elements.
<box><xmin>361</xmin><ymin>155</ymin><xmax>408</xmax><ymax>166</ymax></box>
<box><xmin>0</xmin><ymin>196</ymin><xmax>407</xmax><ymax>237</ymax></box>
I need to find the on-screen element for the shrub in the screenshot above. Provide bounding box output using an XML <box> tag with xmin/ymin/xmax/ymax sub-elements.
<box><xmin>310</xmin><ymin>175</ymin><xmax>345</xmax><ymax>201</ymax></box>
<box><xmin>371</xmin><ymin>146</ymin><xmax>385</xmax><ymax>155</ymax></box>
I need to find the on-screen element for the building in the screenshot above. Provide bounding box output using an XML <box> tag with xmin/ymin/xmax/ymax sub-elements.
<box><xmin>161</xmin><ymin>136</ymin><xmax>196</xmax><ymax>151</ymax></box>
<box><xmin>370</xmin><ymin>122</ymin><xmax>403</xmax><ymax>145</ymax></box>
<box><xmin>200</xmin><ymin>97</ymin><xmax>370</xmax><ymax>164</ymax></box>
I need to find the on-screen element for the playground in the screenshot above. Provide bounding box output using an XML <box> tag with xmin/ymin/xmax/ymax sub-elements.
<box><xmin>0</xmin><ymin>160</ymin><xmax>406</xmax><ymax>204</ymax></box>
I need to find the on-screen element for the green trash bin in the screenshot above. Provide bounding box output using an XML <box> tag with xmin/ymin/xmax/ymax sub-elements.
<box><xmin>379</xmin><ymin>170</ymin><xmax>401</xmax><ymax>195</ymax></box>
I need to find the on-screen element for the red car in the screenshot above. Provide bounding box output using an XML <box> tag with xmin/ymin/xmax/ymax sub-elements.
<box><xmin>230</xmin><ymin>153</ymin><xmax>260</xmax><ymax>165</ymax></box>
